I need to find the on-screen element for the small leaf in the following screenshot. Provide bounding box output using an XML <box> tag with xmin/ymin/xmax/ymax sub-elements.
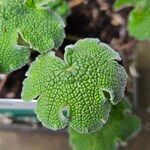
<box><xmin>0</xmin><ymin>0</ymin><xmax>65</xmax><ymax>73</ymax></box>
<box><xmin>114</xmin><ymin>0</ymin><xmax>150</xmax><ymax>40</ymax></box>
<box><xmin>70</xmin><ymin>99</ymin><xmax>140</xmax><ymax>150</ymax></box>
<box><xmin>22</xmin><ymin>38</ymin><xmax>127</xmax><ymax>133</ymax></box>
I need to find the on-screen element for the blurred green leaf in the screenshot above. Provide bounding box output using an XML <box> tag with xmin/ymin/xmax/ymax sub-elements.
<box><xmin>49</xmin><ymin>0</ymin><xmax>70</xmax><ymax>18</ymax></box>
<box><xmin>114</xmin><ymin>0</ymin><xmax>150</xmax><ymax>40</ymax></box>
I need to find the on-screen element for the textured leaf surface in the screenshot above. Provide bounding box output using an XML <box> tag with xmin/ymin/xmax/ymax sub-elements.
<box><xmin>114</xmin><ymin>0</ymin><xmax>150</xmax><ymax>40</ymax></box>
<box><xmin>70</xmin><ymin>99</ymin><xmax>140</xmax><ymax>150</ymax></box>
<box><xmin>0</xmin><ymin>0</ymin><xmax>65</xmax><ymax>73</ymax></box>
<box><xmin>0</xmin><ymin>31</ymin><xmax>30</xmax><ymax>73</ymax></box>
<box><xmin>22</xmin><ymin>38</ymin><xmax>127</xmax><ymax>133</ymax></box>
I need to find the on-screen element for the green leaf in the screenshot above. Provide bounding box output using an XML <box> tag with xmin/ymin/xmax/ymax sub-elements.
<box><xmin>48</xmin><ymin>0</ymin><xmax>70</xmax><ymax>18</ymax></box>
<box><xmin>128</xmin><ymin>3</ymin><xmax>150</xmax><ymax>40</ymax></box>
<box><xmin>0</xmin><ymin>31</ymin><xmax>30</xmax><ymax>73</ymax></box>
<box><xmin>114</xmin><ymin>0</ymin><xmax>136</xmax><ymax>9</ymax></box>
<box><xmin>22</xmin><ymin>38</ymin><xmax>127</xmax><ymax>133</ymax></box>
<box><xmin>0</xmin><ymin>0</ymin><xmax>65</xmax><ymax>73</ymax></box>
<box><xmin>70</xmin><ymin>99</ymin><xmax>140</xmax><ymax>150</ymax></box>
<box><xmin>114</xmin><ymin>0</ymin><xmax>150</xmax><ymax>40</ymax></box>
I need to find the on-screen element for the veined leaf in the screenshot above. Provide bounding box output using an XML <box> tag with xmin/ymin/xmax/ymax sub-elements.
<box><xmin>22</xmin><ymin>38</ymin><xmax>127</xmax><ymax>133</ymax></box>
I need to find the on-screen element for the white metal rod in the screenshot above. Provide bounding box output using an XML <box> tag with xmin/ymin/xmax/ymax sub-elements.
<box><xmin>0</xmin><ymin>99</ymin><xmax>36</xmax><ymax>110</ymax></box>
